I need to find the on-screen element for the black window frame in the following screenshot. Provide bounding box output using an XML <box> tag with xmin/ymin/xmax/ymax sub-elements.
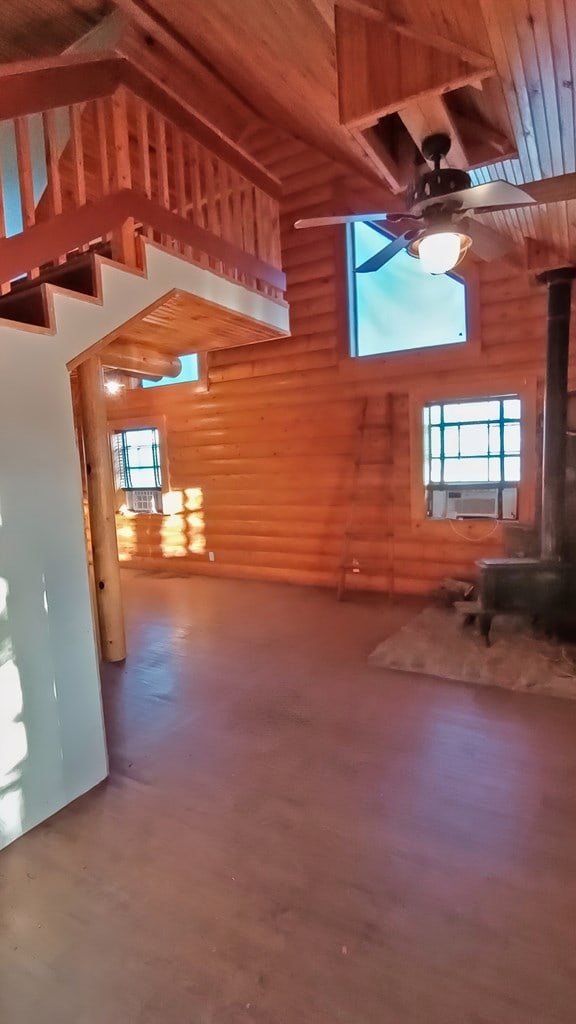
<box><xmin>112</xmin><ymin>427</ymin><xmax>163</xmax><ymax>514</ymax></box>
<box><xmin>423</xmin><ymin>394</ymin><xmax>522</xmax><ymax>516</ymax></box>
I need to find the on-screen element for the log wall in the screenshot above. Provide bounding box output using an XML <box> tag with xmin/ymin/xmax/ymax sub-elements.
<box><xmin>107</xmin><ymin>132</ymin><xmax>561</xmax><ymax>595</ymax></box>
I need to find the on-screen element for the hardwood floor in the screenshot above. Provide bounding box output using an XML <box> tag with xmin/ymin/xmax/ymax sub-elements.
<box><xmin>2</xmin><ymin>573</ymin><xmax>576</xmax><ymax>1023</ymax></box>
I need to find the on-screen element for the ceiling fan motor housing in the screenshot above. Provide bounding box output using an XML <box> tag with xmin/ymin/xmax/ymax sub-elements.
<box><xmin>407</xmin><ymin>167</ymin><xmax>472</xmax><ymax>212</ymax></box>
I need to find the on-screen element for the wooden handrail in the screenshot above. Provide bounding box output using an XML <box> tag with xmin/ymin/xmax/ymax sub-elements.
<box><xmin>0</xmin><ymin>51</ymin><xmax>280</xmax><ymax>199</ymax></box>
<box><xmin>0</xmin><ymin>190</ymin><xmax>286</xmax><ymax>292</ymax></box>
<box><xmin>0</xmin><ymin>52</ymin><xmax>126</xmax><ymax>120</ymax></box>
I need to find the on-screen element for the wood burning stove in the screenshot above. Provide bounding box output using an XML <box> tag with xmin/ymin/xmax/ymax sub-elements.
<box><xmin>476</xmin><ymin>268</ymin><xmax>576</xmax><ymax>641</ymax></box>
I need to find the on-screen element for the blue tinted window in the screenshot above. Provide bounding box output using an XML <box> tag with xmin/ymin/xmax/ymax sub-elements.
<box><xmin>349</xmin><ymin>222</ymin><xmax>467</xmax><ymax>357</ymax></box>
<box><xmin>142</xmin><ymin>353</ymin><xmax>199</xmax><ymax>389</ymax></box>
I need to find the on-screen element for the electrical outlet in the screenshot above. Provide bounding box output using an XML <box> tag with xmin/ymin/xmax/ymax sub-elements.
<box><xmin>208</xmin><ymin>551</ymin><xmax>215</xmax><ymax>561</ymax></box>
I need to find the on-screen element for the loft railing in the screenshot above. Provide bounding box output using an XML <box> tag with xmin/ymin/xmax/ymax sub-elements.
<box><xmin>0</xmin><ymin>52</ymin><xmax>284</xmax><ymax>299</ymax></box>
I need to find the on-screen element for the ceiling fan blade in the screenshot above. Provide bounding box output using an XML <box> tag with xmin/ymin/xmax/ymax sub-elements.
<box><xmin>356</xmin><ymin>229</ymin><xmax>421</xmax><ymax>274</ymax></box>
<box><xmin>294</xmin><ymin>211</ymin><xmax>419</xmax><ymax>229</ymax></box>
<box><xmin>521</xmin><ymin>171</ymin><xmax>576</xmax><ymax>206</ymax></box>
<box><xmin>460</xmin><ymin>217</ymin><xmax>514</xmax><ymax>262</ymax></box>
<box><xmin>446</xmin><ymin>180</ymin><xmax>537</xmax><ymax>211</ymax></box>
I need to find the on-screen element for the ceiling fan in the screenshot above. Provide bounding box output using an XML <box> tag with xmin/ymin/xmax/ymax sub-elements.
<box><xmin>294</xmin><ymin>133</ymin><xmax>545</xmax><ymax>275</ymax></box>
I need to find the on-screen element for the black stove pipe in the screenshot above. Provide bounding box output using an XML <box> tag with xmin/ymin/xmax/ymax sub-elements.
<box><xmin>536</xmin><ymin>267</ymin><xmax>576</xmax><ymax>561</ymax></box>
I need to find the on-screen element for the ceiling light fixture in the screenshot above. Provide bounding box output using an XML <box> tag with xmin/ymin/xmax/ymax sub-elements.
<box><xmin>408</xmin><ymin>227</ymin><xmax>472</xmax><ymax>275</ymax></box>
<box><xmin>104</xmin><ymin>377</ymin><xmax>124</xmax><ymax>396</ymax></box>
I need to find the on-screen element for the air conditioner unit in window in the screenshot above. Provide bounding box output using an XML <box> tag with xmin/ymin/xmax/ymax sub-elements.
<box><xmin>429</xmin><ymin>487</ymin><xmax>518</xmax><ymax>520</ymax></box>
<box><xmin>125</xmin><ymin>488</ymin><xmax>162</xmax><ymax>513</ymax></box>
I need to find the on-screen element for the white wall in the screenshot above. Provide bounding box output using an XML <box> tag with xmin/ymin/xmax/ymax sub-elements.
<box><xmin>0</xmin><ymin>341</ymin><xmax>107</xmax><ymax>848</ymax></box>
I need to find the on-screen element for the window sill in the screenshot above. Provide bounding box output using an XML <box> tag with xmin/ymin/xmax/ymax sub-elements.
<box><xmin>338</xmin><ymin>337</ymin><xmax>481</xmax><ymax>383</ymax></box>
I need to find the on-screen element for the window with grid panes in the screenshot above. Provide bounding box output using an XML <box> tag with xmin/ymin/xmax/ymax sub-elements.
<box><xmin>112</xmin><ymin>428</ymin><xmax>162</xmax><ymax>513</ymax></box>
<box><xmin>423</xmin><ymin>396</ymin><xmax>521</xmax><ymax>489</ymax></box>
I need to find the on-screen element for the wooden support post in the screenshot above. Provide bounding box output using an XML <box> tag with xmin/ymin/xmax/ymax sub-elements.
<box><xmin>536</xmin><ymin>267</ymin><xmax>576</xmax><ymax>561</ymax></box>
<box><xmin>110</xmin><ymin>87</ymin><xmax>137</xmax><ymax>267</ymax></box>
<box><xmin>78</xmin><ymin>356</ymin><xmax>126</xmax><ymax>662</ymax></box>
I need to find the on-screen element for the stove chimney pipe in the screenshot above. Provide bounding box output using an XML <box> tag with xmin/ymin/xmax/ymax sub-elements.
<box><xmin>536</xmin><ymin>267</ymin><xmax>576</xmax><ymax>561</ymax></box>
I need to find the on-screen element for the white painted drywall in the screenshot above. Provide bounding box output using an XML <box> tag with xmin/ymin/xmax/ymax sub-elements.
<box><xmin>0</xmin><ymin>244</ymin><xmax>289</xmax><ymax>848</ymax></box>
<box><xmin>0</xmin><ymin>339</ymin><xmax>107</xmax><ymax>848</ymax></box>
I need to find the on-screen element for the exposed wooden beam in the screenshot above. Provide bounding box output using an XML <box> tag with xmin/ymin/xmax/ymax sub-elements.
<box><xmin>0</xmin><ymin>49</ymin><xmax>279</xmax><ymax>199</ymax></box>
<box><xmin>0</xmin><ymin>52</ymin><xmax>125</xmax><ymax>120</ymax></box>
<box><xmin>113</xmin><ymin>0</ymin><xmax>259</xmax><ymax>143</ymax></box>
<box><xmin>335</xmin><ymin>6</ymin><xmax>495</xmax><ymax>130</ymax></box>
<box><xmin>102</xmin><ymin>341</ymin><xmax>182</xmax><ymax>378</ymax></box>
<box><xmin>77</xmin><ymin>356</ymin><xmax>126</xmax><ymax>663</ymax></box>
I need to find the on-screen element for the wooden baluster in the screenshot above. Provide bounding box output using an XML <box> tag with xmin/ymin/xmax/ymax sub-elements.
<box><xmin>202</xmin><ymin>147</ymin><xmax>222</xmax><ymax>274</ymax></box>
<box><xmin>111</xmin><ymin>88</ymin><xmax>132</xmax><ymax>190</ymax></box>
<box><xmin>266</xmin><ymin>194</ymin><xmax>282</xmax><ymax>299</ymax></box>
<box><xmin>230</xmin><ymin>169</ymin><xmax>244</xmax><ymax>283</ymax></box>
<box><xmin>14</xmin><ymin>115</ymin><xmax>39</xmax><ymax>279</ymax></box>
<box><xmin>43</xmin><ymin>108</ymin><xmax>66</xmax><ymax>265</ymax></box>
<box><xmin>242</xmin><ymin>185</ymin><xmax>257</xmax><ymax>290</ymax></box>
<box><xmin>43</xmin><ymin>109</ymin><xmax>63</xmax><ymax>217</ymax></box>
<box><xmin>95</xmin><ymin>98</ymin><xmax>110</xmax><ymax>197</ymax></box>
<box><xmin>154</xmin><ymin>112</ymin><xmax>169</xmax><ymax>248</ymax></box>
<box><xmin>135</xmin><ymin>100</ymin><xmax>152</xmax><ymax>240</ymax></box>
<box><xmin>69</xmin><ymin>104</ymin><xmax>86</xmax><ymax>208</ymax></box>
<box><xmin>70</xmin><ymin>103</ymin><xmax>88</xmax><ymax>252</ymax></box>
<box><xmin>188</xmin><ymin>139</ymin><xmax>209</xmax><ymax>269</ymax></box>
<box><xmin>173</xmin><ymin>128</ymin><xmax>190</xmax><ymax>258</ymax></box>
<box><xmin>216</xmin><ymin>160</ymin><xmax>234</xmax><ymax>279</ymax></box>
<box><xmin>253</xmin><ymin>187</ymin><xmax>269</xmax><ymax>293</ymax></box>
<box><xmin>110</xmin><ymin>87</ymin><xmax>136</xmax><ymax>267</ymax></box>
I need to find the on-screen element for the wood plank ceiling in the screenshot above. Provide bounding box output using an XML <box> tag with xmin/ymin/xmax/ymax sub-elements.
<box><xmin>136</xmin><ymin>0</ymin><xmax>576</xmax><ymax>259</ymax></box>
<box><xmin>104</xmin><ymin>290</ymin><xmax>289</xmax><ymax>357</ymax></box>
<box><xmin>1</xmin><ymin>0</ymin><xmax>575</xmax><ymax>257</ymax></box>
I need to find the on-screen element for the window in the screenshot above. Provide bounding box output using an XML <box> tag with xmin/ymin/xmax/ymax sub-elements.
<box><xmin>348</xmin><ymin>222</ymin><xmax>467</xmax><ymax>357</ymax></box>
<box><xmin>423</xmin><ymin>396</ymin><xmax>521</xmax><ymax>519</ymax></box>
<box><xmin>142</xmin><ymin>354</ymin><xmax>199</xmax><ymax>389</ymax></box>
<box><xmin>112</xmin><ymin>427</ymin><xmax>162</xmax><ymax>513</ymax></box>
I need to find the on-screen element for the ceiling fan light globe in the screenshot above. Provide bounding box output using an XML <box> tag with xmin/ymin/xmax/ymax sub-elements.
<box><xmin>418</xmin><ymin>231</ymin><xmax>468</xmax><ymax>274</ymax></box>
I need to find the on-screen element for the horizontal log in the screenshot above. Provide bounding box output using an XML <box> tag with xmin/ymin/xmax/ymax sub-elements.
<box><xmin>208</xmin><ymin>350</ymin><xmax>338</xmax><ymax>384</ymax></box>
<box><xmin>282</xmin><ymin>237</ymin><xmax>335</xmax><ymax>270</ymax></box>
<box><xmin>286</xmin><ymin>277</ymin><xmax>335</xmax><ymax>304</ymax></box>
<box><xmin>286</xmin><ymin>257</ymin><xmax>336</xmax><ymax>287</ymax></box>
<box><xmin>103</xmin><ymin>342</ymin><xmax>181</xmax><ymax>378</ymax></box>
<box><xmin>481</xmin><ymin>293</ymin><xmax>545</xmax><ymax>327</ymax></box>
<box><xmin>208</xmin><ymin>332</ymin><xmax>335</xmax><ymax>367</ymax></box>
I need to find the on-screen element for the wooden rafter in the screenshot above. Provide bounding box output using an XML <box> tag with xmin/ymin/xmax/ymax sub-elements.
<box><xmin>113</xmin><ymin>0</ymin><xmax>260</xmax><ymax>144</ymax></box>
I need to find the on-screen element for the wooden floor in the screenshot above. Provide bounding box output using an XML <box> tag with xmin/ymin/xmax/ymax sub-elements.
<box><xmin>2</xmin><ymin>574</ymin><xmax>576</xmax><ymax>1023</ymax></box>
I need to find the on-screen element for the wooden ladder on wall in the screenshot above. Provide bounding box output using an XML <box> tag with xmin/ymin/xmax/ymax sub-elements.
<box><xmin>337</xmin><ymin>397</ymin><xmax>370</xmax><ymax>600</ymax></box>
<box><xmin>336</xmin><ymin>394</ymin><xmax>396</xmax><ymax>601</ymax></box>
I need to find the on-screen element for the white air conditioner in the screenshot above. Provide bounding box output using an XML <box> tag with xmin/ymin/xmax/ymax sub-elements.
<box><xmin>429</xmin><ymin>487</ymin><xmax>518</xmax><ymax>520</ymax></box>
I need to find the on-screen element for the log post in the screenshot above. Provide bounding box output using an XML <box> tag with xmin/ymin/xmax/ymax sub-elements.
<box><xmin>77</xmin><ymin>356</ymin><xmax>126</xmax><ymax>662</ymax></box>
<box><xmin>536</xmin><ymin>267</ymin><xmax>576</xmax><ymax>561</ymax></box>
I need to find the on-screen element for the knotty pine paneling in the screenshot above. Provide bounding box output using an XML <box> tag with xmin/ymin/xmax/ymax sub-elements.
<box><xmin>108</xmin><ymin>134</ymin><xmax>561</xmax><ymax>595</ymax></box>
